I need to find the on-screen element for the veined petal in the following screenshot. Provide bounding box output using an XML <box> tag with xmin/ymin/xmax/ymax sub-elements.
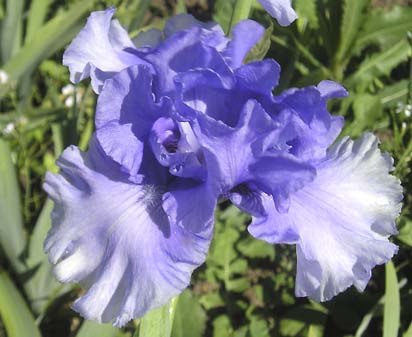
<box><xmin>63</xmin><ymin>8</ymin><xmax>149</xmax><ymax>93</ymax></box>
<box><xmin>43</xmin><ymin>138</ymin><xmax>212</xmax><ymax>326</ymax></box>
<box><xmin>258</xmin><ymin>0</ymin><xmax>297</xmax><ymax>26</ymax></box>
<box><xmin>250</xmin><ymin>133</ymin><xmax>402</xmax><ymax>301</ymax></box>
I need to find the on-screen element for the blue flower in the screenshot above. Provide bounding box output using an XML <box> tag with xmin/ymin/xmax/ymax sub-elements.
<box><xmin>45</xmin><ymin>10</ymin><xmax>402</xmax><ymax>326</ymax></box>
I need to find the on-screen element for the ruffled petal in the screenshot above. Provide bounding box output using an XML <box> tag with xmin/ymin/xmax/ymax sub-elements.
<box><xmin>43</xmin><ymin>138</ymin><xmax>212</xmax><ymax>326</ymax></box>
<box><xmin>63</xmin><ymin>8</ymin><xmax>149</xmax><ymax>93</ymax></box>
<box><xmin>144</xmin><ymin>27</ymin><xmax>233</xmax><ymax>96</ymax></box>
<box><xmin>273</xmin><ymin>82</ymin><xmax>348</xmax><ymax>162</ymax></box>
<box><xmin>223</xmin><ymin>20</ymin><xmax>265</xmax><ymax>68</ymax></box>
<box><xmin>95</xmin><ymin>65</ymin><xmax>168</xmax><ymax>178</ymax></box>
<box><xmin>258</xmin><ymin>0</ymin><xmax>297</xmax><ymax>26</ymax></box>
<box><xmin>250</xmin><ymin>133</ymin><xmax>402</xmax><ymax>301</ymax></box>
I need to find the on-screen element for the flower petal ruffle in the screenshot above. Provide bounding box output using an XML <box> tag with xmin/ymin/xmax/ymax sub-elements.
<box><xmin>249</xmin><ymin>133</ymin><xmax>402</xmax><ymax>301</ymax></box>
<box><xmin>63</xmin><ymin>8</ymin><xmax>149</xmax><ymax>93</ymax></box>
<box><xmin>43</xmin><ymin>138</ymin><xmax>212</xmax><ymax>326</ymax></box>
<box><xmin>258</xmin><ymin>0</ymin><xmax>297</xmax><ymax>26</ymax></box>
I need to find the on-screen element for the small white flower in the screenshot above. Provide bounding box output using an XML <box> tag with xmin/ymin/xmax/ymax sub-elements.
<box><xmin>0</xmin><ymin>70</ymin><xmax>9</xmax><ymax>85</ymax></box>
<box><xmin>3</xmin><ymin>122</ymin><xmax>15</xmax><ymax>135</ymax></box>
<box><xmin>65</xmin><ymin>96</ymin><xmax>75</xmax><ymax>107</ymax></box>
<box><xmin>62</xmin><ymin>84</ymin><xmax>76</xmax><ymax>96</ymax></box>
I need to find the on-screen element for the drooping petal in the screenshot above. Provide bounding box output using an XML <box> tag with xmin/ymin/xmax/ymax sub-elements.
<box><xmin>258</xmin><ymin>0</ymin><xmax>297</xmax><ymax>26</ymax></box>
<box><xmin>63</xmin><ymin>8</ymin><xmax>149</xmax><ymax>93</ymax></box>
<box><xmin>249</xmin><ymin>133</ymin><xmax>402</xmax><ymax>301</ymax></box>
<box><xmin>43</xmin><ymin>138</ymin><xmax>212</xmax><ymax>326</ymax></box>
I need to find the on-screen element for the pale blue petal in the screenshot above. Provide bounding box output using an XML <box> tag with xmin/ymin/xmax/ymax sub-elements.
<box><xmin>250</xmin><ymin>133</ymin><xmax>402</xmax><ymax>301</ymax></box>
<box><xmin>258</xmin><ymin>0</ymin><xmax>297</xmax><ymax>26</ymax></box>
<box><xmin>43</xmin><ymin>138</ymin><xmax>212</xmax><ymax>326</ymax></box>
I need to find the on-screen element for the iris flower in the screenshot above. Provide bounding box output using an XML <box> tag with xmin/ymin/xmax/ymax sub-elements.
<box><xmin>44</xmin><ymin>9</ymin><xmax>402</xmax><ymax>326</ymax></box>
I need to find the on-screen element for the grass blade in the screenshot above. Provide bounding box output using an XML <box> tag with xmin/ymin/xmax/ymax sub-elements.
<box><xmin>0</xmin><ymin>138</ymin><xmax>26</xmax><ymax>273</ymax></box>
<box><xmin>0</xmin><ymin>271</ymin><xmax>42</xmax><ymax>337</ymax></box>
<box><xmin>0</xmin><ymin>0</ymin><xmax>23</xmax><ymax>63</ymax></box>
<box><xmin>138</xmin><ymin>297</ymin><xmax>178</xmax><ymax>337</ymax></box>
<box><xmin>383</xmin><ymin>261</ymin><xmax>400</xmax><ymax>337</ymax></box>
<box><xmin>3</xmin><ymin>0</ymin><xmax>95</xmax><ymax>81</ymax></box>
<box><xmin>75</xmin><ymin>320</ymin><xmax>126</xmax><ymax>337</ymax></box>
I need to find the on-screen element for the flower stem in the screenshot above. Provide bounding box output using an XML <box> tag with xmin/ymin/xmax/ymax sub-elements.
<box><xmin>227</xmin><ymin>0</ymin><xmax>253</xmax><ymax>35</ymax></box>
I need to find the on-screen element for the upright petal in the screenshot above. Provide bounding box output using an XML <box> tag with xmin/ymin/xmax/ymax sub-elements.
<box><xmin>249</xmin><ymin>133</ymin><xmax>402</xmax><ymax>301</ymax></box>
<box><xmin>43</xmin><ymin>138</ymin><xmax>212</xmax><ymax>326</ymax></box>
<box><xmin>63</xmin><ymin>8</ymin><xmax>149</xmax><ymax>93</ymax></box>
<box><xmin>258</xmin><ymin>0</ymin><xmax>297</xmax><ymax>26</ymax></box>
<box><xmin>223</xmin><ymin>20</ymin><xmax>265</xmax><ymax>68</ymax></box>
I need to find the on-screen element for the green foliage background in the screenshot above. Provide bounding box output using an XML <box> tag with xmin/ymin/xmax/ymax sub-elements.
<box><xmin>0</xmin><ymin>0</ymin><xmax>412</xmax><ymax>336</ymax></box>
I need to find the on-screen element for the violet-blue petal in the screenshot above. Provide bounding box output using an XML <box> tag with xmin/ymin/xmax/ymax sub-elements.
<box><xmin>144</xmin><ymin>27</ymin><xmax>233</xmax><ymax>96</ymax></box>
<box><xmin>63</xmin><ymin>8</ymin><xmax>149</xmax><ymax>93</ymax></box>
<box><xmin>223</xmin><ymin>20</ymin><xmax>265</xmax><ymax>69</ymax></box>
<box><xmin>273</xmin><ymin>82</ymin><xmax>347</xmax><ymax>162</ymax></box>
<box><xmin>250</xmin><ymin>133</ymin><xmax>402</xmax><ymax>301</ymax></box>
<box><xmin>43</xmin><ymin>138</ymin><xmax>212</xmax><ymax>326</ymax></box>
<box><xmin>164</xmin><ymin>14</ymin><xmax>228</xmax><ymax>51</ymax></box>
<box><xmin>95</xmin><ymin>65</ymin><xmax>168</xmax><ymax>178</ymax></box>
<box><xmin>163</xmin><ymin>180</ymin><xmax>217</xmax><ymax>234</ymax></box>
<box><xmin>258</xmin><ymin>0</ymin><xmax>297</xmax><ymax>26</ymax></box>
<box><xmin>235</xmin><ymin>59</ymin><xmax>280</xmax><ymax>94</ymax></box>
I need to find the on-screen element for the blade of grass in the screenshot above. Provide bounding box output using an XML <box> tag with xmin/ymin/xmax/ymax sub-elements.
<box><xmin>137</xmin><ymin>297</ymin><xmax>179</xmax><ymax>337</ymax></box>
<box><xmin>0</xmin><ymin>0</ymin><xmax>23</xmax><ymax>63</ymax></box>
<box><xmin>3</xmin><ymin>0</ymin><xmax>95</xmax><ymax>82</ymax></box>
<box><xmin>0</xmin><ymin>271</ymin><xmax>42</xmax><ymax>337</ymax></box>
<box><xmin>383</xmin><ymin>261</ymin><xmax>400</xmax><ymax>337</ymax></box>
<box><xmin>0</xmin><ymin>138</ymin><xmax>26</xmax><ymax>273</ymax></box>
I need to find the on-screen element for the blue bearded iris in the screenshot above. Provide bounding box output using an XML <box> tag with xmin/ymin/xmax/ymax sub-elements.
<box><xmin>44</xmin><ymin>9</ymin><xmax>403</xmax><ymax>327</ymax></box>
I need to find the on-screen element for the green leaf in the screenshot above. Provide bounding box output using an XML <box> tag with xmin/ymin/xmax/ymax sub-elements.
<box><xmin>172</xmin><ymin>290</ymin><xmax>206</xmax><ymax>337</ymax></box>
<box><xmin>404</xmin><ymin>322</ymin><xmax>412</xmax><ymax>337</ymax></box>
<box><xmin>380</xmin><ymin>80</ymin><xmax>409</xmax><ymax>108</ymax></box>
<box><xmin>0</xmin><ymin>0</ymin><xmax>24</xmax><ymax>63</ymax></box>
<box><xmin>0</xmin><ymin>139</ymin><xmax>26</xmax><ymax>273</ymax></box>
<box><xmin>397</xmin><ymin>216</ymin><xmax>412</xmax><ymax>247</ymax></box>
<box><xmin>294</xmin><ymin>0</ymin><xmax>319</xmax><ymax>30</ymax></box>
<box><xmin>213</xmin><ymin>315</ymin><xmax>233</xmax><ymax>337</ymax></box>
<box><xmin>249</xmin><ymin>318</ymin><xmax>270</xmax><ymax>337</ymax></box>
<box><xmin>138</xmin><ymin>297</ymin><xmax>178</xmax><ymax>337</ymax></box>
<box><xmin>76</xmin><ymin>320</ymin><xmax>126</xmax><ymax>337</ymax></box>
<box><xmin>280</xmin><ymin>305</ymin><xmax>328</xmax><ymax>337</ymax></box>
<box><xmin>355</xmin><ymin>6</ymin><xmax>412</xmax><ymax>52</ymax></box>
<box><xmin>25</xmin><ymin>0</ymin><xmax>53</xmax><ymax>42</ymax></box>
<box><xmin>345</xmin><ymin>93</ymin><xmax>382</xmax><ymax>137</ymax></box>
<box><xmin>383</xmin><ymin>261</ymin><xmax>400</xmax><ymax>337</ymax></box>
<box><xmin>237</xmin><ymin>236</ymin><xmax>275</xmax><ymax>260</ymax></box>
<box><xmin>0</xmin><ymin>271</ymin><xmax>42</xmax><ymax>337</ymax></box>
<box><xmin>345</xmin><ymin>40</ymin><xmax>410</xmax><ymax>89</ymax></box>
<box><xmin>3</xmin><ymin>0</ymin><xmax>95</xmax><ymax>81</ymax></box>
<box><xmin>213</xmin><ymin>0</ymin><xmax>237</xmax><ymax>34</ymax></box>
<box><xmin>334</xmin><ymin>0</ymin><xmax>369</xmax><ymax>64</ymax></box>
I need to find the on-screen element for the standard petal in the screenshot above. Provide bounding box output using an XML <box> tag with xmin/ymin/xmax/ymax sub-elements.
<box><xmin>258</xmin><ymin>0</ymin><xmax>297</xmax><ymax>26</ymax></box>
<box><xmin>63</xmin><ymin>8</ymin><xmax>148</xmax><ymax>93</ymax></box>
<box><xmin>43</xmin><ymin>139</ymin><xmax>212</xmax><ymax>326</ymax></box>
<box><xmin>250</xmin><ymin>133</ymin><xmax>402</xmax><ymax>301</ymax></box>
<box><xmin>144</xmin><ymin>27</ymin><xmax>233</xmax><ymax>96</ymax></box>
<box><xmin>223</xmin><ymin>20</ymin><xmax>265</xmax><ymax>68</ymax></box>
